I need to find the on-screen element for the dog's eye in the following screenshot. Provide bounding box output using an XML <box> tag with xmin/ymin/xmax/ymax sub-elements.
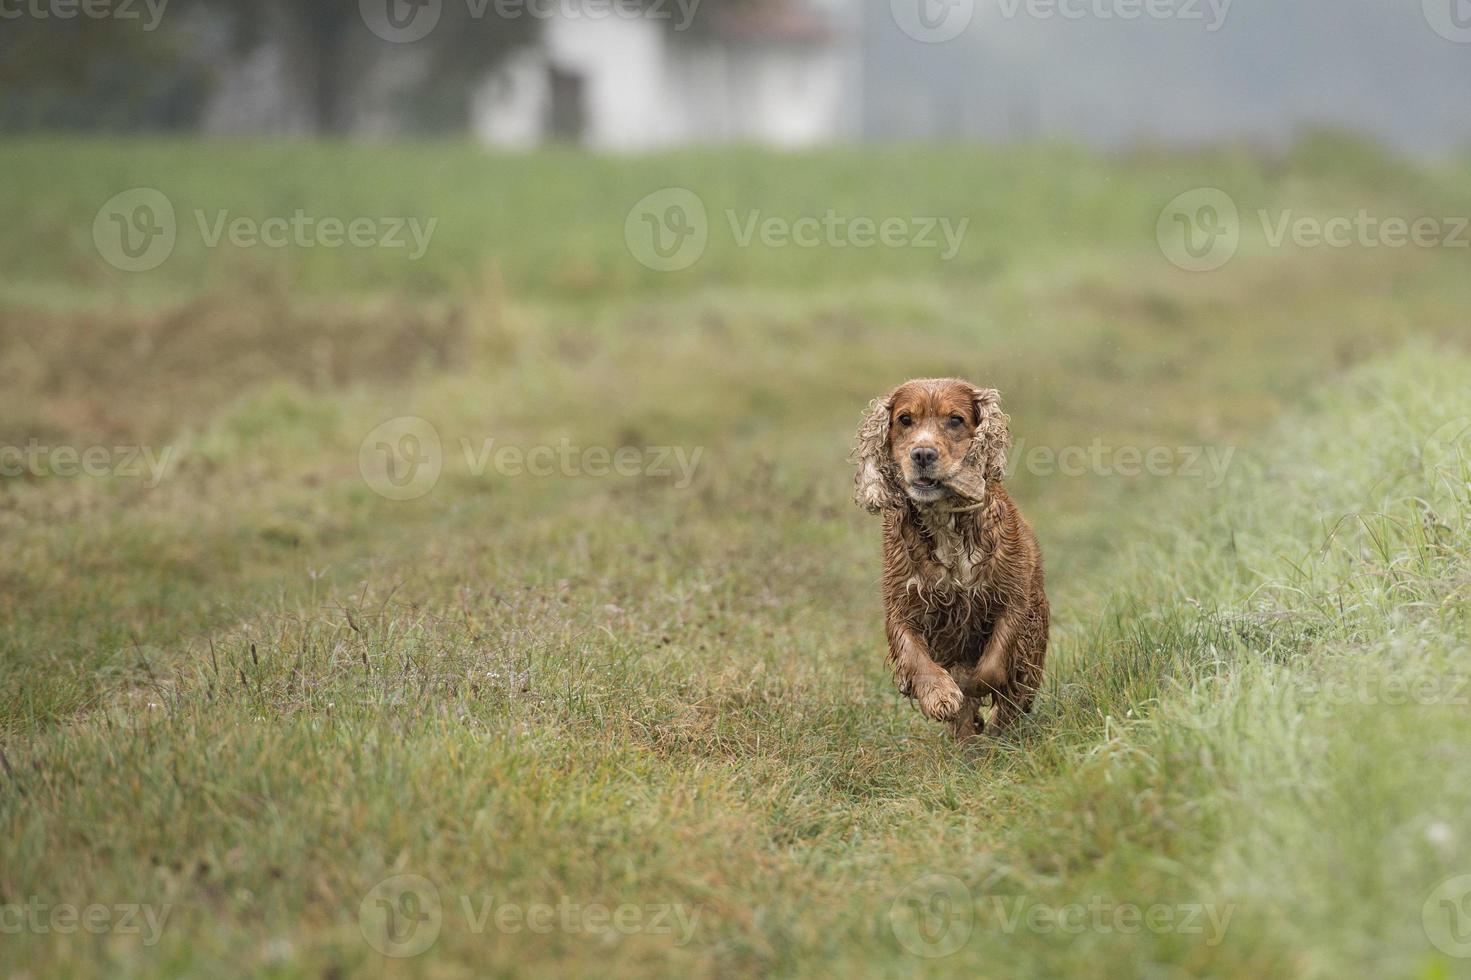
<box><xmin>897</xmin><ymin>413</ymin><xmax>913</xmax><ymax>427</ymax></box>
<box><xmin>948</xmin><ymin>415</ymin><xmax>966</xmax><ymax>427</ymax></box>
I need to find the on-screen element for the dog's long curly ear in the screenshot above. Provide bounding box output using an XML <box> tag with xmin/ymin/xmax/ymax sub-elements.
<box><xmin>852</xmin><ymin>391</ymin><xmax>904</xmax><ymax>514</ymax></box>
<box><xmin>949</xmin><ymin>386</ymin><xmax>1012</xmax><ymax>502</ymax></box>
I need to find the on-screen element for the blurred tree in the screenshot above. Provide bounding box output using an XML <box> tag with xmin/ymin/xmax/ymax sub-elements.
<box><xmin>199</xmin><ymin>0</ymin><xmax>540</xmax><ymax>135</ymax></box>
<box><xmin>0</xmin><ymin>0</ymin><xmax>761</xmax><ymax>136</ymax></box>
<box><xmin>0</xmin><ymin>17</ymin><xmax>208</xmax><ymax>132</ymax></box>
<box><xmin>0</xmin><ymin>0</ymin><xmax>542</xmax><ymax>135</ymax></box>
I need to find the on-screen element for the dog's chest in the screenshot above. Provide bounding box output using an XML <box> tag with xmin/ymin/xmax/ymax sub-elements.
<box><xmin>909</xmin><ymin>512</ymin><xmax>989</xmax><ymax>590</ymax></box>
<box><xmin>901</xmin><ymin>513</ymin><xmax>998</xmax><ymax>662</ymax></box>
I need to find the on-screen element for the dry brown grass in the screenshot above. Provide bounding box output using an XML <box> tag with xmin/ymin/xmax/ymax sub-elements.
<box><xmin>0</xmin><ymin>281</ymin><xmax>468</xmax><ymax>447</ymax></box>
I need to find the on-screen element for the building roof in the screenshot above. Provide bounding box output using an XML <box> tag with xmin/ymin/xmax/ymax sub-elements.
<box><xmin>706</xmin><ymin>0</ymin><xmax>840</xmax><ymax>43</ymax></box>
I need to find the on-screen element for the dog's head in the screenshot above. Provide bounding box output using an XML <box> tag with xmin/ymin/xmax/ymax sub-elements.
<box><xmin>853</xmin><ymin>378</ymin><xmax>1011</xmax><ymax>513</ymax></box>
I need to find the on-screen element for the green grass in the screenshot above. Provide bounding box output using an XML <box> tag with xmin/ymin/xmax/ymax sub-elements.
<box><xmin>1</xmin><ymin>136</ymin><xmax>1469</xmax><ymax>978</ymax></box>
<box><xmin>4</xmin><ymin>132</ymin><xmax>1469</xmax><ymax>306</ymax></box>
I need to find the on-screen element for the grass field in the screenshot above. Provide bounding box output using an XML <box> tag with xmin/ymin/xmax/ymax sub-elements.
<box><xmin>1</xmin><ymin>136</ymin><xmax>1469</xmax><ymax>978</ymax></box>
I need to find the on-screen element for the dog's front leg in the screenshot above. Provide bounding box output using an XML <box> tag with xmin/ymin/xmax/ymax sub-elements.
<box><xmin>886</xmin><ymin>617</ymin><xmax>964</xmax><ymax>722</ymax></box>
<box><xmin>967</xmin><ymin>603</ymin><xmax>1020</xmax><ymax>698</ymax></box>
<box><xmin>967</xmin><ymin>602</ymin><xmax>1031</xmax><ymax>730</ymax></box>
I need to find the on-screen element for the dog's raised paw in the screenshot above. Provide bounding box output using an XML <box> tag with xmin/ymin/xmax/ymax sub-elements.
<box><xmin>915</xmin><ymin>675</ymin><xmax>965</xmax><ymax>722</ymax></box>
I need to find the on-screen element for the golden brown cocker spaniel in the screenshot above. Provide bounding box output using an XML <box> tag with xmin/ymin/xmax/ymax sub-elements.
<box><xmin>853</xmin><ymin>378</ymin><xmax>1048</xmax><ymax>738</ymax></box>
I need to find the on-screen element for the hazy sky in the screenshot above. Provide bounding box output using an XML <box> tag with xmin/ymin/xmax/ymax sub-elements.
<box><xmin>862</xmin><ymin>0</ymin><xmax>1471</xmax><ymax>154</ymax></box>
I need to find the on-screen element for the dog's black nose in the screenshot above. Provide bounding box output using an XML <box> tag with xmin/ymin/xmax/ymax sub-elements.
<box><xmin>910</xmin><ymin>446</ymin><xmax>939</xmax><ymax>468</ymax></box>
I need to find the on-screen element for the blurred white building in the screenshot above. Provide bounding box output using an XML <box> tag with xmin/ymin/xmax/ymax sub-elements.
<box><xmin>193</xmin><ymin>0</ymin><xmax>1471</xmax><ymax>157</ymax></box>
<box><xmin>472</xmin><ymin>0</ymin><xmax>856</xmax><ymax>151</ymax></box>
